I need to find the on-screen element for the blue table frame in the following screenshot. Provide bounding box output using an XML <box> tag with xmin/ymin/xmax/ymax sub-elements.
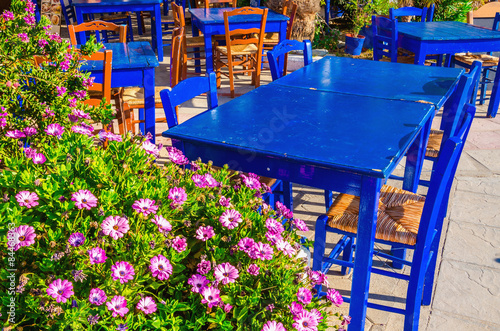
<box><xmin>398</xmin><ymin>21</ymin><xmax>500</xmax><ymax>117</ymax></box>
<box><xmin>163</xmin><ymin>57</ymin><xmax>462</xmax><ymax>329</ymax></box>
<box><xmin>80</xmin><ymin>41</ymin><xmax>160</xmax><ymax>142</ymax></box>
<box><xmin>189</xmin><ymin>7</ymin><xmax>289</xmax><ymax>72</ymax></box>
<box><xmin>72</xmin><ymin>0</ymin><xmax>164</xmax><ymax>62</ymax></box>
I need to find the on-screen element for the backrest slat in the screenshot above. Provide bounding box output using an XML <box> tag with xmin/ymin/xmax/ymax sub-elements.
<box><xmin>267</xmin><ymin>39</ymin><xmax>312</xmax><ymax>81</ymax></box>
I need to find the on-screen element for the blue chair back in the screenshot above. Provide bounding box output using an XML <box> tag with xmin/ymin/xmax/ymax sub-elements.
<box><xmin>160</xmin><ymin>72</ymin><xmax>218</xmax><ymax>129</ymax></box>
<box><xmin>267</xmin><ymin>39</ymin><xmax>312</xmax><ymax>81</ymax></box>
<box><xmin>372</xmin><ymin>16</ymin><xmax>398</xmax><ymax>63</ymax></box>
<box><xmin>390</xmin><ymin>5</ymin><xmax>434</xmax><ymax>22</ymax></box>
<box><xmin>60</xmin><ymin>0</ymin><xmax>75</xmax><ymax>25</ymax></box>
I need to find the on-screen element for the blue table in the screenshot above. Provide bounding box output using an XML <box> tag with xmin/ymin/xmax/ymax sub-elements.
<box><xmin>163</xmin><ymin>83</ymin><xmax>437</xmax><ymax>331</ymax></box>
<box><xmin>80</xmin><ymin>41</ymin><xmax>160</xmax><ymax>141</ymax></box>
<box><xmin>398</xmin><ymin>21</ymin><xmax>500</xmax><ymax>117</ymax></box>
<box><xmin>189</xmin><ymin>7</ymin><xmax>289</xmax><ymax>72</ymax></box>
<box><xmin>72</xmin><ymin>0</ymin><xmax>164</xmax><ymax>62</ymax></box>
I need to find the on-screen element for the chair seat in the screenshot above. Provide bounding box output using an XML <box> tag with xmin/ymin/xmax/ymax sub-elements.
<box><xmin>263</xmin><ymin>32</ymin><xmax>279</xmax><ymax>44</ymax></box>
<box><xmin>122</xmin><ymin>86</ymin><xmax>170</xmax><ymax>106</ymax></box>
<box><xmin>326</xmin><ymin>185</ymin><xmax>425</xmax><ymax>246</ymax></box>
<box><xmin>425</xmin><ymin>129</ymin><xmax>443</xmax><ymax>158</ymax></box>
<box><xmin>454</xmin><ymin>53</ymin><xmax>499</xmax><ymax>67</ymax></box>
<box><xmin>187</xmin><ymin>36</ymin><xmax>205</xmax><ymax>48</ymax></box>
<box><xmin>216</xmin><ymin>43</ymin><xmax>258</xmax><ymax>56</ymax></box>
<box><xmin>100</xmin><ymin>13</ymin><xmax>130</xmax><ymax>21</ymax></box>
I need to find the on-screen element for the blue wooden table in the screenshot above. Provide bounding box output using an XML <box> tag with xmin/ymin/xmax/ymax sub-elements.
<box><xmin>189</xmin><ymin>7</ymin><xmax>289</xmax><ymax>72</ymax></box>
<box><xmin>398</xmin><ymin>21</ymin><xmax>500</xmax><ymax>117</ymax></box>
<box><xmin>80</xmin><ymin>41</ymin><xmax>160</xmax><ymax>141</ymax></box>
<box><xmin>162</xmin><ymin>83</ymin><xmax>438</xmax><ymax>331</ymax></box>
<box><xmin>72</xmin><ymin>0</ymin><xmax>164</xmax><ymax>62</ymax></box>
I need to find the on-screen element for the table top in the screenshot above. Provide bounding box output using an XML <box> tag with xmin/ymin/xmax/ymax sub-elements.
<box><xmin>398</xmin><ymin>21</ymin><xmax>500</xmax><ymax>41</ymax></box>
<box><xmin>189</xmin><ymin>7</ymin><xmax>289</xmax><ymax>24</ymax></box>
<box><xmin>80</xmin><ymin>42</ymin><xmax>159</xmax><ymax>71</ymax></box>
<box><xmin>73</xmin><ymin>0</ymin><xmax>162</xmax><ymax>6</ymax></box>
<box><xmin>164</xmin><ymin>84</ymin><xmax>434</xmax><ymax>178</ymax></box>
<box><xmin>271</xmin><ymin>56</ymin><xmax>463</xmax><ymax>109</ymax></box>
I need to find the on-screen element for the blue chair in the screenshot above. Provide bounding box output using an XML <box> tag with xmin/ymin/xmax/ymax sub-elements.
<box><xmin>372</xmin><ymin>16</ymin><xmax>400</xmax><ymax>63</ymax></box>
<box><xmin>267</xmin><ymin>39</ymin><xmax>312</xmax><ymax>81</ymax></box>
<box><xmin>160</xmin><ymin>72</ymin><xmax>292</xmax><ymax>208</ymax></box>
<box><xmin>452</xmin><ymin>12</ymin><xmax>500</xmax><ymax>107</ymax></box>
<box><xmin>312</xmin><ymin>102</ymin><xmax>477</xmax><ymax>331</ymax></box>
<box><xmin>389</xmin><ymin>5</ymin><xmax>435</xmax><ymax>22</ymax></box>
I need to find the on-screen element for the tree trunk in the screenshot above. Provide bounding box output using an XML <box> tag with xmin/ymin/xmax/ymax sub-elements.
<box><xmin>266</xmin><ymin>0</ymin><xmax>320</xmax><ymax>42</ymax></box>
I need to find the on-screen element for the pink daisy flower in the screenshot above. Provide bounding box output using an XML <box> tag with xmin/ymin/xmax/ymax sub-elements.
<box><xmin>32</xmin><ymin>153</ymin><xmax>46</xmax><ymax>164</ymax></box>
<box><xmin>71</xmin><ymin>190</ymin><xmax>98</xmax><ymax>210</ymax></box>
<box><xmin>5</xmin><ymin>130</ymin><xmax>25</xmax><ymax>139</ymax></box>
<box><xmin>168</xmin><ymin>187</ymin><xmax>187</xmax><ymax>208</ymax></box>
<box><xmin>252</xmin><ymin>242</ymin><xmax>274</xmax><ymax>261</ymax></box>
<box><xmin>265</xmin><ymin>218</ymin><xmax>284</xmax><ymax>235</ymax></box>
<box><xmin>195</xmin><ymin>226</ymin><xmax>215</xmax><ymax>241</ymax></box>
<box><xmin>265</xmin><ymin>231</ymin><xmax>282</xmax><ymax>244</ymax></box>
<box><xmin>106</xmin><ymin>295</ymin><xmax>129</xmax><ymax>317</ymax></box>
<box><xmin>167</xmin><ymin>147</ymin><xmax>189</xmax><ymax>165</ymax></box>
<box><xmin>289</xmin><ymin>301</ymin><xmax>303</xmax><ymax>316</ymax></box>
<box><xmin>71</xmin><ymin>109</ymin><xmax>91</xmax><ymax>119</ymax></box>
<box><xmin>151</xmin><ymin>215</ymin><xmax>172</xmax><ymax>233</ymax></box>
<box><xmin>172</xmin><ymin>236</ymin><xmax>187</xmax><ymax>253</ymax></box>
<box><xmin>111</xmin><ymin>261</ymin><xmax>135</xmax><ymax>284</ymax></box>
<box><xmin>46</xmin><ymin>279</ymin><xmax>74</xmax><ymax>303</ymax></box>
<box><xmin>262</xmin><ymin>320</ymin><xmax>287</xmax><ymax>331</ymax></box>
<box><xmin>197</xmin><ymin>260</ymin><xmax>211</xmax><ymax>275</ymax></box>
<box><xmin>88</xmin><ymin>247</ymin><xmax>107</xmax><ymax>264</ymax></box>
<box><xmin>297</xmin><ymin>287</ymin><xmax>312</xmax><ymax>305</ymax></box>
<box><xmin>71</xmin><ymin>125</ymin><xmax>93</xmax><ymax>136</ymax></box>
<box><xmin>89</xmin><ymin>288</ymin><xmax>107</xmax><ymax>306</ymax></box>
<box><xmin>24</xmin><ymin>147</ymin><xmax>37</xmax><ymax>158</ymax></box>
<box><xmin>219</xmin><ymin>196</ymin><xmax>231</xmax><ymax>207</ymax></box>
<box><xmin>307</xmin><ymin>270</ymin><xmax>329</xmax><ymax>287</ymax></box>
<box><xmin>45</xmin><ymin>123</ymin><xmax>64</xmax><ymax>138</ymax></box>
<box><xmin>191</xmin><ymin>174</ymin><xmax>206</xmax><ymax>188</ymax></box>
<box><xmin>214</xmin><ymin>262</ymin><xmax>239</xmax><ymax>285</ymax></box>
<box><xmin>219</xmin><ymin>209</ymin><xmax>243</xmax><ymax>230</ymax></box>
<box><xmin>247</xmin><ymin>264</ymin><xmax>260</xmax><ymax>276</ymax></box>
<box><xmin>292</xmin><ymin>310</ymin><xmax>319</xmax><ymax>331</ymax></box>
<box><xmin>203</xmin><ymin>173</ymin><xmax>218</xmax><ymax>188</ymax></box>
<box><xmin>101</xmin><ymin>216</ymin><xmax>129</xmax><ymax>240</ymax></box>
<box><xmin>137</xmin><ymin>296</ymin><xmax>157</xmax><ymax>315</ymax></box>
<box><xmin>68</xmin><ymin>232</ymin><xmax>85</xmax><ymax>247</ymax></box>
<box><xmin>15</xmin><ymin>191</ymin><xmax>39</xmax><ymax>208</ymax></box>
<box><xmin>132</xmin><ymin>198</ymin><xmax>158</xmax><ymax>217</ymax></box>
<box><xmin>276</xmin><ymin>201</ymin><xmax>293</xmax><ymax>219</ymax></box>
<box><xmin>8</xmin><ymin>225</ymin><xmax>36</xmax><ymax>251</ymax></box>
<box><xmin>187</xmin><ymin>274</ymin><xmax>210</xmax><ymax>293</ymax></box>
<box><xmin>294</xmin><ymin>219</ymin><xmax>309</xmax><ymax>232</ymax></box>
<box><xmin>241</xmin><ymin>173</ymin><xmax>261</xmax><ymax>190</ymax></box>
<box><xmin>98</xmin><ymin>130</ymin><xmax>122</xmax><ymax>142</ymax></box>
<box><xmin>141</xmin><ymin>140</ymin><xmax>160</xmax><ymax>157</ymax></box>
<box><xmin>201</xmin><ymin>287</ymin><xmax>220</xmax><ymax>308</ymax></box>
<box><xmin>149</xmin><ymin>254</ymin><xmax>173</xmax><ymax>280</ymax></box>
<box><xmin>276</xmin><ymin>239</ymin><xmax>296</xmax><ymax>258</ymax></box>
<box><xmin>23</xmin><ymin>127</ymin><xmax>37</xmax><ymax>136</ymax></box>
<box><xmin>238</xmin><ymin>237</ymin><xmax>255</xmax><ymax>253</ymax></box>
<box><xmin>326</xmin><ymin>288</ymin><xmax>343</xmax><ymax>307</ymax></box>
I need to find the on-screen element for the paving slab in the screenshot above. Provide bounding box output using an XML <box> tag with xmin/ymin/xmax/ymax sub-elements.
<box><xmin>449</xmin><ymin>190</ymin><xmax>500</xmax><ymax>227</ymax></box>
<box><xmin>465</xmin><ymin>149</ymin><xmax>500</xmax><ymax>173</ymax></box>
<box><xmin>426</xmin><ymin>309</ymin><xmax>500</xmax><ymax>330</ymax></box>
<box><xmin>455</xmin><ymin>176</ymin><xmax>500</xmax><ymax>196</ymax></box>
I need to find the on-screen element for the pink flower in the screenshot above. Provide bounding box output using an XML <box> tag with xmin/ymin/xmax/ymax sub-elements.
<box><xmin>326</xmin><ymin>288</ymin><xmax>343</xmax><ymax>307</ymax></box>
<box><xmin>289</xmin><ymin>301</ymin><xmax>303</xmax><ymax>316</ymax></box>
<box><xmin>45</xmin><ymin>123</ymin><xmax>64</xmax><ymax>138</ymax></box>
<box><xmin>71</xmin><ymin>190</ymin><xmax>98</xmax><ymax>210</ymax></box>
<box><xmin>297</xmin><ymin>287</ymin><xmax>312</xmax><ymax>305</ymax></box>
<box><xmin>192</xmin><ymin>174</ymin><xmax>206</xmax><ymax>188</ymax></box>
<box><xmin>167</xmin><ymin>147</ymin><xmax>189</xmax><ymax>165</ymax></box>
<box><xmin>275</xmin><ymin>201</ymin><xmax>293</xmax><ymax>219</ymax></box>
<box><xmin>307</xmin><ymin>270</ymin><xmax>329</xmax><ymax>287</ymax></box>
<box><xmin>98</xmin><ymin>130</ymin><xmax>122</xmax><ymax>142</ymax></box>
<box><xmin>18</xmin><ymin>33</ymin><xmax>29</xmax><ymax>43</ymax></box>
<box><xmin>238</xmin><ymin>237</ymin><xmax>255</xmax><ymax>253</ymax></box>
<box><xmin>168</xmin><ymin>187</ymin><xmax>187</xmax><ymax>207</ymax></box>
<box><xmin>197</xmin><ymin>260</ymin><xmax>211</xmax><ymax>274</ymax></box>
<box><xmin>106</xmin><ymin>296</ymin><xmax>129</xmax><ymax>317</ymax></box>
<box><xmin>151</xmin><ymin>215</ymin><xmax>172</xmax><ymax>233</ymax></box>
<box><xmin>24</xmin><ymin>147</ymin><xmax>37</xmax><ymax>158</ymax></box>
<box><xmin>188</xmin><ymin>274</ymin><xmax>210</xmax><ymax>293</ymax></box>
<box><xmin>294</xmin><ymin>219</ymin><xmax>309</xmax><ymax>232</ymax></box>
<box><xmin>2</xmin><ymin>11</ymin><xmax>14</xmax><ymax>21</ymax></box>
<box><xmin>265</xmin><ymin>218</ymin><xmax>284</xmax><ymax>235</ymax></box>
<box><xmin>276</xmin><ymin>239</ymin><xmax>296</xmax><ymax>258</ymax></box>
<box><xmin>46</xmin><ymin>279</ymin><xmax>74</xmax><ymax>303</ymax></box>
<box><xmin>15</xmin><ymin>191</ymin><xmax>39</xmax><ymax>208</ymax></box>
<box><xmin>111</xmin><ymin>261</ymin><xmax>135</xmax><ymax>284</ymax></box>
<box><xmin>89</xmin><ymin>288</ymin><xmax>107</xmax><ymax>306</ymax></box>
<box><xmin>101</xmin><ymin>216</ymin><xmax>129</xmax><ymax>240</ymax></box>
<box><xmin>247</xmin><ymin>264</ymin><xmax>260</xmax><ymax>276</ymax></box>
<box><xmin>23</xmin><ymin>15</ymin><xmax>36</xmax><ymax>25</ymax></box>
<box><xmin>219</xmin><ymin>209</ymin><xmax>243</xmax><ymax>230</ymax></box>
<box><xmin>252</xmin><ymin>242</ymin><xmax>274</xmax><ymax>261</ymax></box>
<box><xmin>132</xmin><ymin>199</ymin><xmax>158</xmax><ymax>216</ymax></box>
<box><xmin>23</xmin><ymin>127</ymin><xmax>37</xmax><ymax>136</ymax></box>
<box><xmin>32</xmin><ymin>153</ymin><xmax>46</xmax><ymax>164</ymax></box>
<box><xmin>223</xmin><ymin>303</ymin><xmax>233</xmax><ymax>313</ymax></box>
<box><xmin>219</xmin><ymin>196</ymin><xmax>231</xmax><ymax>207</ymax></box>
<box><xmin>72</xmin><ymin>109</ymin><xmax>91</xmax><ymax>119</ymax></box>
<box><xmin>292</xmin><ymin>310</ymin><xmax>319</xmax><ymax>331</ymax></box>
<box><xmin>242</xmin><ymin>173</ymin><xmax>261</xmax><ymax>190</ymax></box>
<box><xmin>149</xmin><ymin>254</ymin><xmax>173</xmax><ymax>280</ymax></box>
<box><xmin>6</xmin><ymin>130</ymin><xmax>25</xmax><ymax>139</ymax></box>
<box><xmin>262</xmin><ymin>320</ymin><xmax>287</xmax><ymax>331</ymax></box>
<box><xmin>68</xmin><ymin>232</ymin><xmax>85</xmax><ymax>247</ymax></box>
<box><xmin>137</xmin><ymin>296</ymin><xmax>157</xmax><ymax>315</ymax></box>
<box><xmin>38</xmin><ymin>39</ymin><xmax>48</xmax><ymax>48</ymax></box>
<box><xmin>214</xmin><ymin>262</ymin><xmax>239</xmax><ymax>285</ymax></box>
<box><xmin>71</xmin><ymin>125</ymin><xmax>93</xmax><ymax>136</ymax></box>
<box><xmin>141</xmin><ymin>140</ymin><xmax>160</xmax><ymax>157</ymax></box>
<box><xmin>195</xmin><ymin>226</ymin><xmax>215</xmax><ymax>241</ymax></box>
<box><xmin>88</xmin><ymin>247</ymin><xmax>107</xmax><ymax>264</ymax></box>
<box><xmin>203</xmin><ymin>173</ymin><xmax>218</xmax><ymax>188</ymax></box>
<box><xmin>172</xmin><ymin>236</ymin><xmax>187</xmax><ymax>253</ymax></box>
<box><xmin>7</xmin><ymin>225</ymin><xmax>36</xmax><ymax>251</ymax></box>
<box><xmin>56</xmin><ymin>86</ymin><xmax>66</xmax><ymax>96</ymax></box>
<box><xmin>201</xmin><ymin>287</ymin><xmax>220</xmax><ymax>308</ymax></box>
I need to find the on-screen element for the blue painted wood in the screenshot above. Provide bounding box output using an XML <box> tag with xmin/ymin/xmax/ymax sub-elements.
<box><xmin>267</xmin><ymin>39</ymin><xmax>312</xmax><ymax>81</ymax></box>
<box><xmin>372</xmin><ymin>15</ymin><xmax>398</xmax><ymax>63</ymax></box>
<box><xmin>271</xmin><ymin>56</ymin><xmax>463</xmax><ymax>109</ymax></box>
<box><xmin>390</xmin><ymin>6</ymin><xmax>429</xmax><ymax>22</ymax></box>
<box><xmin>73</xmin><ymin>0</ymin><xmax>164</xmax><ymax>61</ymax></box>
<box><xmin>189</xmin><ymin>7</ymin><xmax>289</xmax><ymax>72</ymax></box>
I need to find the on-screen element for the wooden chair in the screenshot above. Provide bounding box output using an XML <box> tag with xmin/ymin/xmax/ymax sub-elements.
<box><xmin>204</xmin><ymin>0</ymin><xmax>237</xmax><ymax>8</ymax></box>
<box><xmin>214</xmin><ymin>7</ymin><xmax>268</xmax><ymax>98</ymax></box>
<box><xmin>119</xmin><ymin>28</ymin><xmax>185</xmax><ymax>134</ymax></box>
<box><xmin>453</xmin><ymin>12</ymin><xmax>500</xmax><ymax>107</ymax></box>
<box><xmin>313</xmin><ymin>102</ymin><xmax>477</xmax><ymax>331</ymax></box>
<box><xmin>68</xmin><ymin>21</ymin><xmax>127</xmax><ymax>45</ymax></box>
<box><xmin>267</xmin><ymin>39</ymin><xmax>312</xmax><ymax>81</ymax></box>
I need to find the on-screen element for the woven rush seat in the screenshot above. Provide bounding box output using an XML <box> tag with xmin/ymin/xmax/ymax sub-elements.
<box><xmin>121</xmin><ymin>86</ymin><xmax>169</xmax><ymax>106</ymax></box>
<box><xmin>454</xmin><ymin>52</ymin><xmax>499</xmax><ymax>67</ymax></box>
<box><xmin>215</xmin><ymin>43</ymin><xmax>258</xmax><ymax>56</ymax></box>
<box><xmin>326</xmin><ymin>185</ymin><xmax>425</xmax><ymax>246</ymax></box>
<box><xmin>187</xmin><ymin>35</ymin><xmax>205</xmax><ymax>48</ymax></box>
<box><xmin>425</xmin><ymin>129</ymin><xmax>443</xmax><ymax>158</ymax></box>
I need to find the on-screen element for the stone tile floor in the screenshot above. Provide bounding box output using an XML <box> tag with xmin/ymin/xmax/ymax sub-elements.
<box><xmin>64</xmin><ymin>16</ymin><xmax>500</xmax><ymax>330</ymax></box>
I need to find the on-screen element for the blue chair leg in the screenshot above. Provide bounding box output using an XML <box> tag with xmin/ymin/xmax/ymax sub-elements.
<box><xmin>136</xmin><ymin>12</ymin><xmax>143</xmax><ymax>35</ymax></box>
<box><xmin>391</xmin><ymin>247</ymin><xmax>406</xmax><ymax>269</ymax></box>
<box><xmin>127</xmin><ymin>15</ymin><xmax>134</xmax><ymax>42</ymax></box>
<box><xmin>340</xmin><ymin>237</ymin><xmax>353</xmax><ymax>276</ymax></box>
<box><xmin>324</xmin><ymin>190</ymin><xmax>333</xmax><ymax>210</ymax></box>
<box><xmin>480</xmin><ymin>69</ymin><xmax>489</xmax><ymax>105</ymax></box>
<box><xmin>312</xmin><ymin>215</ymin><xmax>329</xmax><ymax>294</ymax></box>
<box><xmin>139</xmin><ymin>108</ymin><xmax>145</xmax><ymax>134</ymax></box>
<box><xmin>283</xmin><ymin>181</ymin><xmax>293</xmax><ymax>212</ymax></box>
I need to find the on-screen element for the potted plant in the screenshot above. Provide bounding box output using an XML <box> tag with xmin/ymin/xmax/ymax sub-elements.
<box><xmin>344</xmin><ymin>0</ymin><xmax>375</xmax><ymax>55</ymax></box>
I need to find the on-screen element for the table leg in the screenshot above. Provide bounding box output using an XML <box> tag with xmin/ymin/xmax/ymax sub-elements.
<box><xmin>414</xmin><ymin>46</ymin><xmax>426</xmax><ymax>66</ymax></box>
<box><xmin>144</xmin><ymin>67</ymin><xmax>156</xmax><ymax>143</ymax></box>
<box><xmin>75</xmin><ymin>8</ymin><xmax>86</xmax><ymax>45</ymax></box>
<box><xmin>487</xmin><ymin>65</ymin><xmax>500</xmax><ymax>118</ymax></box>
<box><xmin>349</xmin><ymin>176</ymin><xmax>382</xmax><ymax>331</ymax></box>
<box><xmin>403</xmin><ymin>116</ymin><xmax>432</xmax><ymax>193</ymax></box>
<box><xmin>153</xmin><ymin>4</ymin><xmax>164</xmax><ymax>62</ymax></box>
<box><xmin>325</xmin><ymin>0</ymin><xmax>330</xmax><ymax>24</ymax></box>
<box><xmin>203</xmin><ymin>31</ymin><xmax>213</xmax><ymax>73</ymax></box>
